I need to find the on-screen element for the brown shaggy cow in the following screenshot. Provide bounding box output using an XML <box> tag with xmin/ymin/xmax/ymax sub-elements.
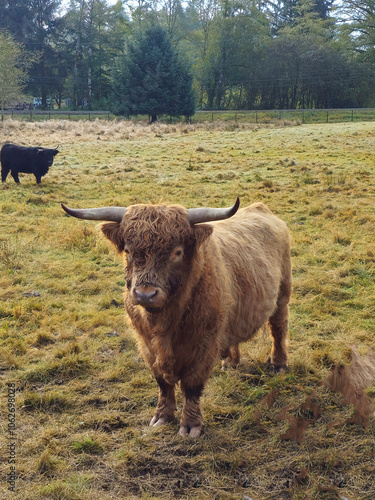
<box><xmin>62</xmin><ymin>199</ymin><xmax>292</xmax><ymax>437</ymax></box>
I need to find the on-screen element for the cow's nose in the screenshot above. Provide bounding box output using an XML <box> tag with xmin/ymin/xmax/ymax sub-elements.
<box><xmin>133</xmin><ymin>287</ymin><xmax>158</xmax><ymax>306</ymax></box>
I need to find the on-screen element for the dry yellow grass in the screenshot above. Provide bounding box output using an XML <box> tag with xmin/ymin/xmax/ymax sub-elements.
<box><xmin>0</xmin><ymin>118</ymin><xmax>374</xmax><ymax>499</ymax></box>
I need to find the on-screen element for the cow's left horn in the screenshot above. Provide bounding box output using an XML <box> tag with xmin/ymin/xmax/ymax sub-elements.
<box><xmin>187</xmin><ymin>197</ymin><xmax>240</xmax><ymax>224</ymax></box>
<box><xmin>61</xmin><ymin>204</ymin><xmax>127</xmax><ymax>222</ymax></box>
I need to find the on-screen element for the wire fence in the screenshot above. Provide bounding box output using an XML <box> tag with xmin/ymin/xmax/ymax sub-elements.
<box><xmin>1</xmin><ymin>110</ymin><xmax>112</xmax><ymax>121</ymax></box>
<box><xmin>2</xmin><ymin>108</ymin><xmax>375</xmax><ymax>124</ymax></box>
<box><xmin>193</xmin><ymin>108</ymin><xmax>375</xmax><ymax>124</ymax></box>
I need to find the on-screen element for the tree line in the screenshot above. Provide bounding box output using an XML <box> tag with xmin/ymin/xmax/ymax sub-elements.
<box><xmin>0</xmin><ymin>0</ymin><xmax>374</xmax><ymax>117</ymax></box>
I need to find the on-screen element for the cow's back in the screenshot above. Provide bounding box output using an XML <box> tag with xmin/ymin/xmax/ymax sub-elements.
<box><xmin>1</xmin><ymin>144</ymin><xmax>34</xmax><ymax>172</ymax></box>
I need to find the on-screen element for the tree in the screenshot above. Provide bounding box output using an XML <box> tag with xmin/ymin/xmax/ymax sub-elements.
<box><xmin>0</xmin><ymin>0</ymin><xmax>62</xmax><ymax>108</ymax></box>
<box><xmin>187</xmin><ymin>0</ymin><xmax>270</xmax><ymax>109</ymax></box>
<box><xmin>61</xmin><ymin>0</ymin><xmax>129</xmax><ymax>109</ymax></box>
<box><xmin>269</xmin><ymin>0</ymin><xmax>334</xmax><ymax>33</ymax></box>
<box><xmin>0</xmin><ymin>32</ymin><xmax>36</xmax><ymax>120</ymax></box>
<box><xmin>255</xmin><ymin>0</ymin><xmax>370</xmax><ymax>109</ymax></box>
<box><xmin>0</xmin><ymin>0</ymin><xmax>373</xmax><ymax>112</ymax></box>
<box><xmin>339</xmin><ymin>0</ymin><xmax>375</xmax><ymax>65</ymax></box>
<box><xmin>111</xmin><ymin>25</ymin><xmax>195</xmax><ymax>121</ymax></box>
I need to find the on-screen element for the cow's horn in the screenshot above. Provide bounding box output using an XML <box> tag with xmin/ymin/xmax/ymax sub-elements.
<box><xmin>187</xmin><ymin>197</ymin><xmax>240</xmax><ymax>224</ymax></box>
<box><xmin>61</xmin><ymin>203</ymin><xmax>127</xmax><ymax>222</ymax></box>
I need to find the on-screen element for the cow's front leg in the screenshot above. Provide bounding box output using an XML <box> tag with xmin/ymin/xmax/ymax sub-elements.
<box><xmin>149</xmin><ymin>375</ymin><xmax>176</xmax><ymax>427</ymax></box>
<box><xmin>179</xmin><ymin>382</ymin><xmax>204</xmax><ymax>438</ymax></box>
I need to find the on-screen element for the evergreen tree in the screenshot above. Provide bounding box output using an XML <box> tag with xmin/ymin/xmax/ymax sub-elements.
<box><xmin>111</xmin><ymin>25</ymin><xmax>195</xmax><ymax>121</ymax></box>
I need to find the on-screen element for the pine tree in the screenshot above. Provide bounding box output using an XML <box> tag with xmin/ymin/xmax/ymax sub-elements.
<box><xmin>112</xmin><ymin>25</ymin><xmax>195</xmax><ymax>121</ymax></box>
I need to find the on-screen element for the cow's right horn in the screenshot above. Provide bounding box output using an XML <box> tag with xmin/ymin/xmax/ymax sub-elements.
<box><xmin>187</xmin><ymin>197</ymin><xmax>240</xmax><ymax>224</ymax></box>
<box><xmin>61</xmin><ymin>204</ymin><xmax>127</xmax><ymax>222</ymax></box>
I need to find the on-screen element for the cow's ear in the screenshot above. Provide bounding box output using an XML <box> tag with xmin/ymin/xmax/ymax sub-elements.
<box><xmin>193</xmin><ymin>224</ymin><xmax>213</xmax><ymax>248</ymax></box>
<box><xmin>101</xmin><ymin>222</ymin><xmax>125</xmax><ymax>253</ymax></box>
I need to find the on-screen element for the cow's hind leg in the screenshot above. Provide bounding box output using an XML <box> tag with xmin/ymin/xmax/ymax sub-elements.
<box><xmin>269</xmin><ymin>282</ymin><xmax>291</xmax><ymax>372</ymax></box>
<box><xmin>149</xmin><ymin>375</ymin><xmax>176</xmax><ymax>427</ymax></box>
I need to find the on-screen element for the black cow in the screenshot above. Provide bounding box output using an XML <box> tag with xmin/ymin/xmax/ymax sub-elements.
<box><xmin>1</xmin><ymin>143</ymin><xmax>59</xmax><ymax>184</ymax></box>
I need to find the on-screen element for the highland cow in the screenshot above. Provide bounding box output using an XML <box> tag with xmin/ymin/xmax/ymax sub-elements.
<box><xmin>62</xmin><ymin>198</ymin><xmax>292</xmax><ymax>437</ymax></box>
<box><xmin>1</xmin><ymin>143</ymin><xmax>59</xmax><ymax>184</ymax></box>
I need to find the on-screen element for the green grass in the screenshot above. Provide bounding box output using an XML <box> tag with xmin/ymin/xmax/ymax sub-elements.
<box><xmin>0</xmin><ymin>118</ymin><xmax>374</xmax><ymax>499</ymax></box>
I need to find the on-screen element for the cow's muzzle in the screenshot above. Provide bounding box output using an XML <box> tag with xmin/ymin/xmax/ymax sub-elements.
<box><xmin>132</xmin><ymin>285</ymin><xmax>167</xmax><ymax>309</ymax></box>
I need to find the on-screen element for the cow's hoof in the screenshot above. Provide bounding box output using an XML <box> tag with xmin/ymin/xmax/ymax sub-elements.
<box><xmin>273</xmin><ymin>364</ymin><xmax>286</xmax><ymax>374</ymax></box>
<box><xmin>221</xmin><ymin>358</ymin><xmax>239</xmax><ymax>370</ymax></box>
<box><xmin>150</xmin><ymin>415</ymin><xmax>168</xmax><ymax>427</ymax></box>
<box><xmin>178</xmin><ymin>424</ymin><xmax>202</xmax><ymax>438</ymax></box>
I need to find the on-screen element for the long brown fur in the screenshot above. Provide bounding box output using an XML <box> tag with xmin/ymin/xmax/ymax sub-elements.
<box><xmin>101</xmin><ymin>201</ymin><xmax>292</xmax><ymax>437</ymax></box>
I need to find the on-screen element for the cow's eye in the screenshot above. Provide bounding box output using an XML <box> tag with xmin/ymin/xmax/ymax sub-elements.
<box><xmin>170</xmin><ymin>246</ymin><xmax>184</xmax><ymax>262</ymax></box>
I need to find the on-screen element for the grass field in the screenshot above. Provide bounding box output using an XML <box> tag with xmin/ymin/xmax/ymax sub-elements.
<box><xmin>0</xmin><ymin>118</ymin><xmax>374</xmax><ymax>500</ymax></box>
